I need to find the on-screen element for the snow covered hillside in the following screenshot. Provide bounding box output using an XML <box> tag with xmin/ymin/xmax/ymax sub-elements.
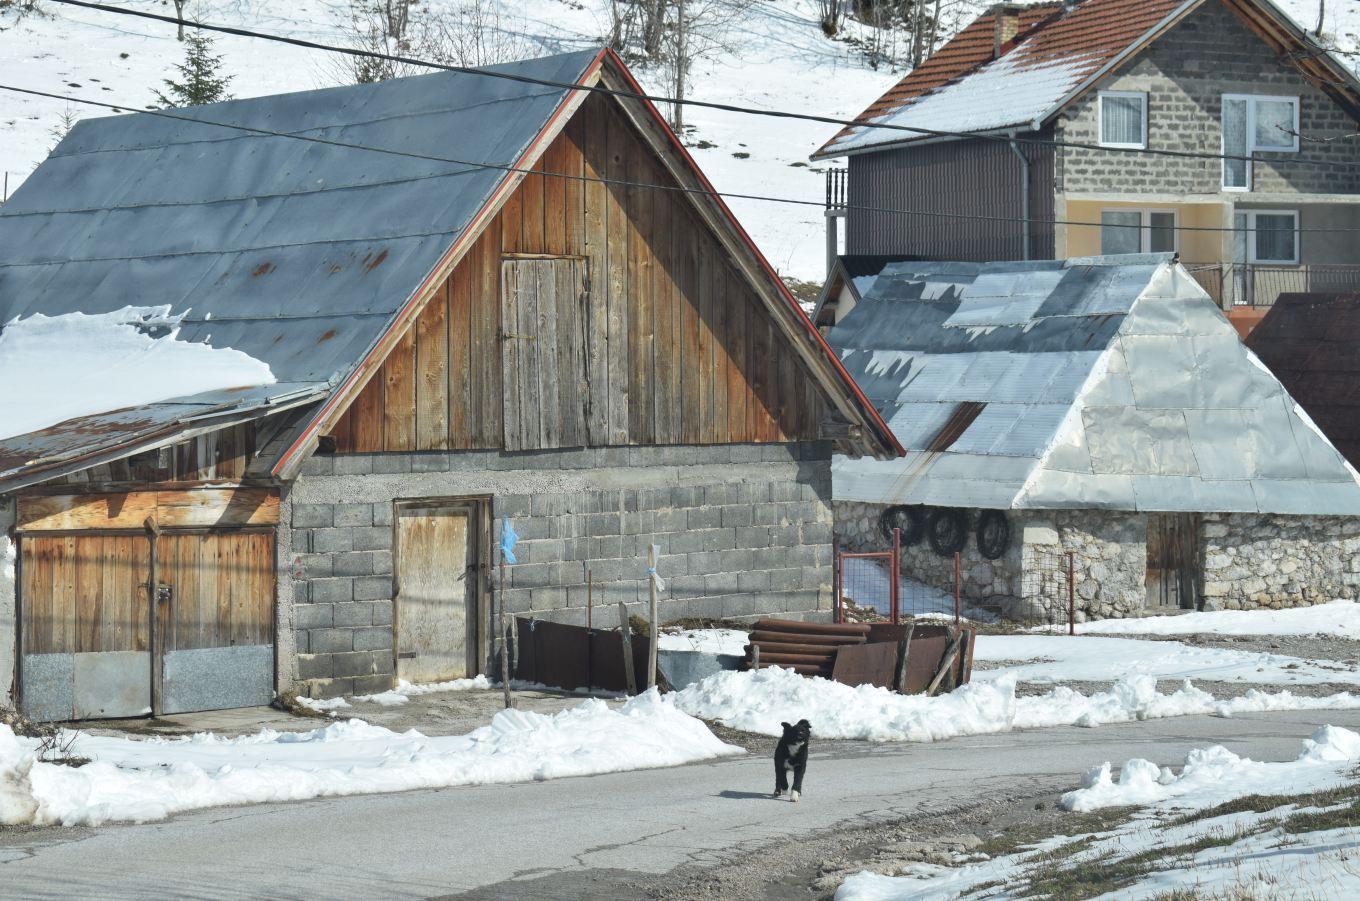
<box><xmin>1</xmin><ymin>1</ymin><xmax>1355</xmax><ymax>282</ymax></box>
<box><xmin>0</xmin><ymin>0</ymin><xmax>904</xmax><ymax>282</ymax></box>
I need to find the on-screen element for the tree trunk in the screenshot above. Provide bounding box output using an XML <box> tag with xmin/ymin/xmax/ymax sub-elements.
<box><xmin>672</xmin><ymin>0</ymin><xmax>686</xmax><ymax>133</ymax></box>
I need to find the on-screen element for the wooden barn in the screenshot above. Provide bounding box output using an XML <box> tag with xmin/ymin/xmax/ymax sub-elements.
<box><xmin>0</xmin><ymin>49</ymin><xmax>897</xmax><ymax>719</ymax></box>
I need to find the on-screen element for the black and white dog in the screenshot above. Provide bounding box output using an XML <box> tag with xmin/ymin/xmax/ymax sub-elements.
<box><xmin>773</xmin><ymin>719</ymin><xmax>810</xmax><ymax>802</ymax></box>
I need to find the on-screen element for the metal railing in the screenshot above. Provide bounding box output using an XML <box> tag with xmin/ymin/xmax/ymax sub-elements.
<box><xmin>825</xmin><ymin>167</ymin><xmax>848</xmax><ymax>211</ymax></box>
<box><xmin>1186</xmin><ymin>263</ymin><xmax>1360</xmax><ymax>309</ymax></box>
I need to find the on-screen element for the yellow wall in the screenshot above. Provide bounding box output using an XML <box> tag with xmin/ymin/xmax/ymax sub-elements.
<box><xmin>1063</xmin><ymin>200</ymin><xmax>1225</xmax><ymax>263</ymax></box>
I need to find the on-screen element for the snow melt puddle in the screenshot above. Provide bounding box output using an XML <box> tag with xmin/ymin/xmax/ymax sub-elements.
<box><xmin>0</xmin><ymin>305</ymin><xmax>276</xmax><ymax>440</ymax></box>
<box><xmin>837</xmin><ymin>726</ymin><xmax>1360</xmax><ymax>901</ymax></box>
<box><xmin>0</xmin><ymin>690</ymin><xmax>740</xmax><ymax>826</ymax></box>
<box><xmin>672</xmin><ymin>666</ymin><xmax>1360</xmax><ymax>742</ymax></box>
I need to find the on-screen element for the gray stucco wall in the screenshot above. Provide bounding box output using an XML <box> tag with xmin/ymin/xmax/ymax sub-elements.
<box><xmin>1056</xmin><ymin>0</ymin><xmax>1360</xmax><ymax>196</ymax></box>
<box><xmin>286</xmin><ymin>442</ymin><xmax>834</xmax><ymax>697</ymax></box>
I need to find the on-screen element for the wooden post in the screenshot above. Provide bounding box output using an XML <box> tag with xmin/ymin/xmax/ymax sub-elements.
<box><xmin>1067</xmin><ymin>551</ymin><xmax>1076</xmax><ymax>636</ymax></box>
<box><xmin>500</xmin><ymin>556</ymin><xmax>513</xmax><ymax>709</ymax></box>
<box><xmin>647</xmin><ymin>544</ymin><xmax>659</xmax><ymax>689</ymax></box>
<box><xmin>145</xmin><ymin>516</ymin><xmax>162</xmax><ymax>717</ymax></box>
<box><xmin>954</xmin><ymin>551</ymin><xmax>962</xmax><ymax>626</ymax></box>
<box><xmin>832</xmin><ymin>538</ymin><xmax>841</xmax><ymax>624</ymax></box>
<box><xmin>618</xmin><ymin>601</ymin><xmax>637</xmax><ymax>696</ymax></box>
<box><xmin>586</xmin><ymin>568</ymin><xmax>593</xmax><ymax>692</ymax></box>
<box><xmin>893</xmin><ymin>620</ymin><xmax>916</xmax><ymax>693</ymax></box>
<box><xmin>926</xmin><ymin>626</ymin><xmax>962</xmax><ymax>697</ymax></box>
<box><xmin>752</xmin><ymin>644</ymin><xmax>761</xmax><ymax>671</ymax></box>
<box><xmin>891</xmin><ymin>527</ymin><xmax>902</xmax><ymax>623</ymax></box>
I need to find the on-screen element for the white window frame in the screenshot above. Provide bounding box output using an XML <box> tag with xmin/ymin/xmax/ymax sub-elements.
<box><xmin>1098</xmin><ymin>91</ymin><xmax>1148</xmax><ymax>149</ymax></box>
<box><xmin>1100</xmin><ymin>207</ymin><xmax>1180</xmax><ymax>254</ymax></box>
<box><xmin>1239</xmin><ymin>209</ymin><xmax>1300</xmax><ymax>265</ymax></box>
<box><xmin>1221</xmin><ymin>94</ymin><xmax>1301</xmax><ymax>191</ymax></box>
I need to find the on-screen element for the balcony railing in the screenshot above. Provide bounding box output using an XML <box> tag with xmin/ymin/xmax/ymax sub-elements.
<box><xmin>1185</xmin><ymin>263</ymin><xmax>1360</xmax><ymax>309</ymax></box>
<box><xmin>825</xmin><ymin>167</ymin><xmax>848</xmax><ymax>211</ymax></box>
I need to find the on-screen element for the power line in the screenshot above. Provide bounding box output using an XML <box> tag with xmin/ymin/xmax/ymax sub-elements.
<box><xmin>42</xmin><ymin>0</ymin><xmax>1360</xmax><ymax>172</ymax></box>
<box><xmin>6</xmin><ymin>81</ymin><xmax>1360</xmax><ymax>238</ymax></box>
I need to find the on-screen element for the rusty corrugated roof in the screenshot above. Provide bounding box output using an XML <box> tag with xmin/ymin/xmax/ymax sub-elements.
<box><xmin>1247</xmin><ymin>293</ymin><xmax>1360</xmax><ymax>471</ymax></box>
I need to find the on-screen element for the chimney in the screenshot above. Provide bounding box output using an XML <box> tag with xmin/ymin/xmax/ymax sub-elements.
<box><xmin>992</xmin><ymin>4</ymin><xmax>1023</xmax><ymax>58</ymax></box>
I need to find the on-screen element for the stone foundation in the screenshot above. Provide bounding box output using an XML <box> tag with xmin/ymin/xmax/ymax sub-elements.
<box><xmin>834</xmin><ymin>503</ymin><xmax>1360</xmax><ymax>623</ymax></box>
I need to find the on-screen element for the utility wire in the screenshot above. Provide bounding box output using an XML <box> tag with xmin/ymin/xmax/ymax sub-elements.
<box><xmin>42</xmin><ymin>0</ymin><xmax>1360</xmax><ymax>172</ymax></box>
<box><xmin>6</xmin><ymin>81</ymin><xmax>1360</xmax><ymax>237</ymax></box>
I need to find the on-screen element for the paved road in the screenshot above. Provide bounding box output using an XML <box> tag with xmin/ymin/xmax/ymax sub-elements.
<box><xmin>3</xmin><ymin>709</ymin><xmax>1359</xmax><ymax>899</ymax></box>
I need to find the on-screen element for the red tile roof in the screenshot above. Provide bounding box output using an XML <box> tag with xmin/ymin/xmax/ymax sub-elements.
<box><xmin>816</xmin><ymin>0</ymin><xmax>1191</xmax><ymax>157</ymax></box>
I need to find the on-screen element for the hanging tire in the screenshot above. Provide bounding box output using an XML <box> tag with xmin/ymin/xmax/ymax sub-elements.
<box><xmin>976</xmin><ymin>509</ymin><xmax>1010</xmax><ymax>560</ymax></box>
<box><xmin>878</xmin><ymin>505</ymin><xmax>926</xmax><ymax>546</ymax></box>
<box><xmin>927</xmin><ymin>508</ymin><xmax>969</xmax><ymax>556</ymax></box>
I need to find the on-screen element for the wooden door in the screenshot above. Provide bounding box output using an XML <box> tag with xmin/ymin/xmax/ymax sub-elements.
<box><xmin>20</xmin><ymin>533</ymin><xmax>152</xmax><ymax>720</ymax></box>
<box><xmin>395</xmin><ymin>502</ymin><xmax>479</xmax><ymax>683</ymax></box>
<box><xmin>500</xmin><ymin>257</ymin><xmax>589</xmax><ymax>450</ymax></box>
<box><xmin>157</xmin><ymin>530</ymin><xmax>276</xmax><ymax>714</ymax></box>
<box><xmin>1146</xmin><ymin>514</ymin><xmax>1201</xmax><ymax>610</ymax></box>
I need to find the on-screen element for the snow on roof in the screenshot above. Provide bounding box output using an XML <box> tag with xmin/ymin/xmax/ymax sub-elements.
<box><xmin>829</xmin><ymin>256</ymin><xmax>1360</xmax><ymax>514</ymax></box>
<box><xmin>816</xmin><ymin>0</ymin><xmax>1194</xmax><ymax>157</ymax></box>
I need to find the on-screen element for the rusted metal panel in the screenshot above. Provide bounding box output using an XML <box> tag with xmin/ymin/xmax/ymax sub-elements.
<box><xmin>395</xmin><ymin>503</ymin><xmax>475</xmax><ymax>683</ymax></box>
<box><xmin>514</xmin><ymin>618</ymin><xmax>649</xmax><ymax>693</ymax></box>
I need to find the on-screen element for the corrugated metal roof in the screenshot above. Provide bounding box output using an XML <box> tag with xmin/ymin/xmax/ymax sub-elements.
<box><xmin>830</xmin><ymin>256</ymin><xmax>1360</xmax><ymax>514</ymax></box>
<box><xmin>0</xmin><ymin>50</ymin><xmax>602</xmax><ymax>487</ymax></box>
<box><xmin>1247</xmin><ymin>293</ymin><xmax>1360</xmax><ymax>471</ymax></box>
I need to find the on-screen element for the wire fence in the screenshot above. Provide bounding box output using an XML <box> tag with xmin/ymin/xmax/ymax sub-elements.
<box><xmin>835</xmin><ymin>528</ymin><xmax>1074</xmax><ymax>632</ymax></box>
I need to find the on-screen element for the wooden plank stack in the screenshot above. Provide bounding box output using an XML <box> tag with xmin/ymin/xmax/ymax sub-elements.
<box><xmin>744</xmin><ymin>619</ymin><xmax>872</xmax><ymax>678</ymax></box>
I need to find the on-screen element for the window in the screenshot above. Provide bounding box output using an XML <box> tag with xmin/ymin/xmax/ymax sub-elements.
<box><xmin>1222</xmin><ymin>94</ymin><xmax>1300</xmax><ymax>189</ymax></box>
<box><xmin>1100</xmin><ymin>209</ymin><xmax>1178</xmax><ymax>255</ymax></box>
<box><xmin>1234</xmin><ymin>210</ymin><xmax>1299</xmax><ymax>264</ymax></box>
<box><xmin>1099</xmin><ymin>92</ymin><xmax>1147</xmax><ymax>148</ymax></box>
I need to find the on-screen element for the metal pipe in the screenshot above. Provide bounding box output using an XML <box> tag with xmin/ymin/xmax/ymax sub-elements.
<box><xmin>1008</xmin><ymin>136</ymin><xmax>1031</xmax><ymax>261</ymax></box>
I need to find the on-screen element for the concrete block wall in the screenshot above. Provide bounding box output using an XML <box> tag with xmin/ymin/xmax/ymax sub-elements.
<box><xmin>286</xmin><ymin>442</ymin><xmax>834</xmax><ymax>697</ymax></box>
<box><xmin>1056</xmin><ymin>0</ymin><xmax>1360</xmax><ymax>197</ymax></box>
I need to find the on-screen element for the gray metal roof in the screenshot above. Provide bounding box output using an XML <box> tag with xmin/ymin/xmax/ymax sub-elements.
<box><xmin>0</xmin><ymin>49</ymin><xmax>600</xmax><ymax>487</ymax></box>
<box><xmin>830</xmin><ymin>255</ymin><xmax>1360</xmax><ymax>514</ymax></box>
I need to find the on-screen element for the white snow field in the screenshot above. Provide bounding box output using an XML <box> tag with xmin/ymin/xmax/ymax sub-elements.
<box><xmin>974</xmin><ymin>634</ymin><xmax>1360</xmax><ymax>686</ymax></box>
<box><xmin>836</xmin><ymin>725</ymin><xmax>1360</xmax><ymax>901</ymax></box>
<box><xmin>1063</xmin><ymin>598</ymin><xmax>1360</xmax><ymax>639</ymax></box>
<box><xmin>293</xmin><ymin>675</ymin><xmax>494</xmax><ymax>712</ymax></box>
<box><xmin>0</xmin><ymin>690</ymin><xmax>740</xmax><ymax>826</ymax></box>
<box><xmin>0</xmin><ymin>304</ymin><xmax>275</xmax><ymax>439</ymax></box>
<box><xmin>670</xmin><ymin>665</ymin><xmax>1360</xmax><ymax>742</ymax></box>
<box><xmin>0</xmin><ymin>0</ymin><xmax>898</xmax><ymax>282</ymax></box>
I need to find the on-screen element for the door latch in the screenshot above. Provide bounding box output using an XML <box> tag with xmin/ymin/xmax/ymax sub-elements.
<box><xmin>156</xmin><ymin>584</ymin><xmax>173</xmax><ymax>603</ymax></box>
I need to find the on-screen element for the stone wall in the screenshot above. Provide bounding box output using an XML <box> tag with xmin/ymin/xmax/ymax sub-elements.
<box><xmin>286</xmin><ymin>442</ymin><xmax>834</xmax><ymax>697</ymax></box>
<box><xmin>1056</xmin><ymin>0</ymin><xmax>1360</xmax><ymax>196</ymax></box>
<box><xmin>1025</xmin><ymin>510</ymin><xmax>1147</xmax><ymax>622</ymax></box>
<box><xmin>1201</xmin><ymin>513</ymin><xmax>1360</xmax><ymax>609</ymax></box>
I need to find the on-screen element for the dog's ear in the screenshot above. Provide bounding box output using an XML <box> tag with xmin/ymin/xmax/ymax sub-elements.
<box><xmin>780</xmin><ymin>721</ymin><xmax>791</xmax><ymax>731</ymax></box>
<box><xmin>798</xmin><ymin>719</ymin><xmax>811</xmax><ymax>728</ymax></box>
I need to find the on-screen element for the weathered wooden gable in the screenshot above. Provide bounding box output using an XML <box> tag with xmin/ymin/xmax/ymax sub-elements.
<box><xmin>329</xmin><ymin>92</ymin><xmax>826</xmax><ymax>453</ymax></box>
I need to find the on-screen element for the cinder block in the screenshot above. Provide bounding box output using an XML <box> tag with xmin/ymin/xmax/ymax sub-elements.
<box><xmin>769</xmin><ymin>567</ymin><xmax>803</xmax><ymax>591</ymax></box>
<box><xmin>527</xmin><ymin>587</ymin><xmax>569</xmax><ymax>611</ymax></box>
<box><xmin>292</xmin><ymin>581</ymin><xmax>311</xmax><ymax>605</ymax></box>
<box><xmin>333</xmin><ymin>456</ymin><xmax>375</xmax><ymax>476</ymax></box>
<box><xmin>300</xmin><ymin>456</ymin><xmax>334</xmax><ymax>477</ymax></box>
<box><xmin>737</xmin><ymin>526</ymin><xmax>772</xmax><ymax>547</ymax></box>
<box><xmin>718</xmin><ymin>549</ymin><xmax>753</xmax><ymax>573</ymax></box>
<box><xmin>372</xmin><ymin>503</ymin><xmax>393</xmax><ymax>527</ymax></box>
<box><xmin>704</xmin><ymin>484</ymin><xmax>741</xmax><ymax>506</ymax></box>
<box><xmin>310</xmin><ymin>628</ymin><xmax>355</xmax><ymax>654</ymax></box>
<box><xmin>294</xmin><ymin>603</ymin><xmax>333</xmax><ymax>631</ymax></box>
<box><xmin>351</xmin><ymin>526</ymin><xmax>392</xmax><ymax>552</ymax></box>
<box><xmin>353</xmin><ymin>575</ymin><xmax>392</xmax><ymax>602</ymax></box>
<box><xmin>370</xmin><ymin>600</ymin><xmax>394</xmax><ymax>626</ymax></box>
<box><xmin>300</xmin><ymin>553</ymin><xmax>334</xmax><ymax>579</ymax></box>
<box><xmin>667</xmin><ymin>574</ymin><xmax>706</xmax><ymax>599</ymax></box>
<box><xmin>652</xmin><ymin>509</ymin><xmax>687</xmax><ymax>533</ymax></box>
<box><xmin>332</xmin><ymin>650</ymin><xmax>385</xmax><ymax>678</ymax></box>
<box><xmin>720</xmin><ymin>506</ymin><xmax>754</xmax><ymax>529</ymax></box>
<box><xmin>621</xmin><ymin>511</ymin><xmax>655</xmax><ymax>535</ymax></box>
<box><xmin>800</xmin><ymin>566</ymin><xmax>830</xmax><ymax>590</ymax></box>
<box><xmin>296</xmin><ymin>653</ymin><xmax>332</xmax><ymax>680</ymax></box>
<box><xmin>310</xmin><ymin>577</ymin><xmax>354</xmax><ymax>604</ymax></box>
<box><xmin>352</xmin><ymin>674</ymin><xmax>396</xmax><ymax>695</ymax></box>
<box><xmin>687</xmin><ymin>507</ymin><xmax>722</xmax><ymax>530</ymax></box>
<box><xmin>705</xmin><ymin>572</ymin><xmax>740</xmax><ymax>595</ymax></box>
<box><xmin>333</xmin><ymin>602</ymin><xmax>372</xmax><ymax>627</ymax></box>
<box><xmin>751</xmin><ymin>504</ymin><xmax>782</xmax><ymax>526</ymax></box>
<box><xmin>293</xmin><ymin>504</ymin><xmax>335</xmax><ymax>528</ymax></box>
<box><xmin>668</xmin><ymin>531</ymin><xmax>708</xmax><ymax>555</ymax></box>
<box><xmin>738</xmin><ymin>570</ymin><xmax>771</xmax><ymax>592</ymax></box>
<box><xmin>311</xmin><ymin>529</ymin><xmax>353</xmax><ymax>554</ymax></box>
<box><xmin>585</xmin><ymin>512</ymin><xmax>622</xmax><ymax>537</ymax></box>
<box><xmin>410</xmin><ymin>453</ymin><xmax>451</xmax><ymax>473</ymax></box>
<box><xmin>293</xmin><ymin>629</ymin><xmax>310</xmax><ymax>654</ymax></box>
<box><xmin>495</xmin><ymin>495</ymin><xmax>533</xmax><ymax>518</ymax></box>
<box><xmin>729</xmin><ymin>445</ymin><xmax>764</xmax><ymax>463</ymax></box>
<box><xmin>332</xmin><ymin>504</ymin><xmax>372</xmax><ymax>527</ymax></box>
<box><xmin>371</xmin><ymin>455</ymin><xmax>412</xmax><ymax>474</ymax></box>
<box><xmin>352</xmin><ymin>626</ymin><xmax>393</xmax><ymax>652</ymax></box>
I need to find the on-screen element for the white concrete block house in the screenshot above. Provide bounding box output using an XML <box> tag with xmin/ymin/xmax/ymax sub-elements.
<box><xmin>0</xmin><ymin>49</ymin><xmax>898</xmax><ymax>721</ymax></box>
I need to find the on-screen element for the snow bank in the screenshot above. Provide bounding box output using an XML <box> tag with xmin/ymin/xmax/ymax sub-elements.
<box><xmin>0</xmin><ymin>306</ymin><xmax>276</xmax><ymax>440</ymax></box>
<box><xmin>1062</xmin><ymin>724</ymin><xmax>1360</xmax><ymax>812</ymax></box>
<box><xmin>0</xmin><ymin>690</ymin><xmax>740</xmax><ymax>826</ymax></box>
<box><xmin>974</xmin><ymin>634</ymin><xmax>1360</xmax><ymax>686</ymax></box>
<box><xmin>1062</xmin><ymin>599</ymin><xmax>1360</xmax><ymax>639</ymax></box>
<box><xmin>657</xmin><ymin>629</ymin><xmax>750</xmax><ymax>655</ymax></box>
<box><xmin>351</xmin><ymin>675</ymin><xmax>493</xmax><ymax>706</ymax></box>
<box><xmin>671</xmin><ymin>667</ymin><xmax>1360</xmax><ymax>742</ymax></box>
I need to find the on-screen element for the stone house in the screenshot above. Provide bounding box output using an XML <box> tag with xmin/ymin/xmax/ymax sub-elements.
<box><xmin>0</xmin><ymin>49</ymin><xmax>898</xmax><ymax>720</ymax></box>
<box><xmin>811</xmin><ymin>0</ymin><xmax>1360</xmax><ymax>333</ymax></box>
<box><xmin>829</xmin><ymin>255</ymin><xmax>1360</xmax><ymax>620</ymax></box>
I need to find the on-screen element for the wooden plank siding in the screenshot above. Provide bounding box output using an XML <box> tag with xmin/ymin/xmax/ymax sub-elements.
<box><xmin>330</xmin><ymin>92</ymin><xmax>826</xmax><ymax>452</ymax></box>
